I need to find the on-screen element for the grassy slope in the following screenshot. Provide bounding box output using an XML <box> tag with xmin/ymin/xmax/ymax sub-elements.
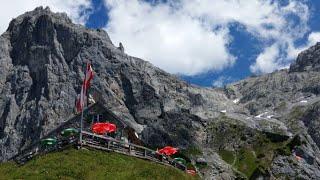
<box><xmin>0</xmin><ymin>148</ymin><xmax>195</xmax><ymax>180</ymax></box>
<box><xmin>210</xmin><ymin>115</ymin><xmax>291</xmax><ymax>178</ymax></box>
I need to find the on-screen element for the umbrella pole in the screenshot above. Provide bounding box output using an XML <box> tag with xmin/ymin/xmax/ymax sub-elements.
<box><xmin>80</xmin><ymin>106</ymin><xmax>84</xmax><ymax>147</ymax></box>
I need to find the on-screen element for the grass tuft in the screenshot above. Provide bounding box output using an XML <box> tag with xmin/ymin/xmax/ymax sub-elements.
<box><xmin>0</xmin><ymin>148</ymin><xmax>196</xmax><ymax>180</ymax></box>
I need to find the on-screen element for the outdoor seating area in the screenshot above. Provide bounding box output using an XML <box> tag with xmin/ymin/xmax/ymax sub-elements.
<box><xmin>11</xmin><ymin>62</ymin><xmax>196</xmax><ymax>176</ymax></box>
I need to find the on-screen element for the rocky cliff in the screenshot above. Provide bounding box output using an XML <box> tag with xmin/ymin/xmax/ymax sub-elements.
<box><xmin>0</xmin><ymin>7</ymin><xmax>320</xmax><ymax>179</ymax></box>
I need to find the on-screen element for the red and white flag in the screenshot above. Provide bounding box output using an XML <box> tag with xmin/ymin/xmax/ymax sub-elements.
<box><xmin>76</xmin><ymin>62</ymin><xmax>94</xmax><ymax>113</ymax></box>
<box><xmin>76</xmin><ymin>85</ymin><xmax>86</xmax><ymax>113</ymax></box>
<box><xmin>84</xmin><ymin>63</ymin><xmax>94</xmax><ymax>89</ymax></box>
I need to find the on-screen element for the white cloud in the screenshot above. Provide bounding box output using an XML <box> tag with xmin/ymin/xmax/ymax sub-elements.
<box><xmin>0</xmin><ymin>0</ymin><xmax>316</xmax><ymax>76</ymax></box>
<box><xmin>181</xmin><ymin>0</ymin><xmax>285</xmax><ymax>39</ymax></box>
<box><xmin>251</xmin><ymin>31</ymin><xmax>320</xmax><ymax>74</ymax></box>
<box><xmin>287</xmin><ymin>32</ymin><xmax>320</xmax><ymax>60</ymax></box>
<box><xmin>105</xmin><ymin>0</ymin><xmax>235</xmax><ymax>75</ymax></box>
<box><xmin>212</xmin><ymin>76</ymin><xmax>234</xmax><ymax>88</ymax></box>
<box><xmin>104</xmin><ymin>0</ymin><xmax>316</xmax><ymax>75</ymax></box>
<box><xmin>308</xmin><ymin>32</ymin><xmax>320</xmax><ymax>45</ymax></box>
<box><xmin>0</xmin><ymin>0</ymin><xmax>92</xmax><ymax>34</ymax></box>
<box><xmin>250</xmin><ymin>44</ymin><xmax>281</xmax><ymax>74</ymax></box>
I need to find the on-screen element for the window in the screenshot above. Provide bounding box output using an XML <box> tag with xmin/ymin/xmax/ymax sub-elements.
<box><xmin>93</xmin><ymin>114</ymin><xmax>103</xmax><ymax>122</ymax></box>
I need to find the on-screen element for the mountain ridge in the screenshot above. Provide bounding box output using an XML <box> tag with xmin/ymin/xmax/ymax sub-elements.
<box><xmin>0</xmin><ymin>7</ymin><xmax>320</xmax><ymax>179</ymax></box>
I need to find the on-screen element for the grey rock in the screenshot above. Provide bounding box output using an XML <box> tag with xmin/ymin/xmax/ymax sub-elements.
<box><xmin>290</xmin><ymin>42</ymin><xmax>320</xmax><ymax>72</ymax></box>
<box><xmin>118</xmin><ymin>42</ymin><xmax>124</xmax><ymax>53</ymax></box>
<box><xmin>0</xmin><ymin>6</ymin><xmax>237</xmax><ymax>165</ymax></box>
<box><xmin>1</xmin><ymin>6</ymin><xmax>320</xmax><ymax>179</ymax></box>
<box><xmin>196</xmin><ymin>157</ymin><xmax>207</xmax><ymax>164</ymax></box>
<box><xmin>270</xmin><ymin>134</ymin><xmax>320</xmax><ymax>179</ymax></box>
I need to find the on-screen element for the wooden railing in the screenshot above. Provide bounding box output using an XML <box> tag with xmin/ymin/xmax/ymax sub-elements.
<box><xmin>11</xmin><ymin>103</ymin><xmax>97</xmax><ymax>162</ymax></box>
<box><xmin>14</xmin><ymin>131</ymin><xmax>187</xmax><ymax>173</ymax></box>
<box><xmin>81</xmin><ymin>131</ymin><xmax>187</xmax><ymax>171</ymax></box>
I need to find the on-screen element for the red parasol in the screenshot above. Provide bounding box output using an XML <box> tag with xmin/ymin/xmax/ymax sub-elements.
<box><xmin>157</xmin><ymin>146</ymin><xmax>178</xmax><ymax>156</ymax></box>
<box><xmin>186</xmin><ymin>169</ymin><xmax>196</xmax><ymax>176</ymax></box>
<box><xmin>92</xmin><ymin>123</ymin><xmax>107</xmax><ymax>134</ymax></box>
<box><xmin>91</xmin><ymin>122</ymin><xmax>117</xmax><ymax>135</ymax></box>
<box><xmin>104</xmin><ymin>122</ymin><xmax>117</xmax><ymax>133</ymax></box>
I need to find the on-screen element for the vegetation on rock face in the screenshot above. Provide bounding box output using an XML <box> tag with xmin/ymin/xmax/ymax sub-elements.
<box><xmin>206</xmin><ymin>115</ymin><xmax>253</xmax><ymax>151</ymax></box>
<box><xmin>218</xmin><ymin>150</ymin><xmax>235</xmax><ymax>165</ymax></box>
<box><xmin>181</xmin><ymin>146</ymin><xmax>203</xmax><ymax>157</ymax></box>
<box><xmin>282</xmin><ymin>106</ymin><xmax>306</xmax><ymax>133</ymax></box>
<box><xmin>0</xmin><ymin>148</ymin><xmax>195</xmax><ymax>180</ymax></box>
<box><xmin>174</xmin><ymin>146</ymin><xmax>204</xmax><ymax>171</ymax></box>
<box><xmin>234</xmin><ymin>148</ymin><xmax>257</xmax><ymax>178</ymax></box>
<box><xmin>274</xmin><ymin>101</ymin><xmax>287</xmax><ymax>112</ymax></box>
<box><xmin>218</xmin><ymin>139</ymin><xmax>292</xmax><ymax>178</ymax></box>
<box><xmin>209</xmin><ymin>115</ymin><xmax>293</xmax><ymax>179</ymax></box>
<box><xmin>224</xmin><ymin>85</ymin><xmax>237</xmax><ymax>99</ymax></box>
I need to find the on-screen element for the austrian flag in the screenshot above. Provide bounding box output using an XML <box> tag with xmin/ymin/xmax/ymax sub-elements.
<box><xmin>84</xmin><ymin>63</ymin><xmax>94</xmax><ymax>89</ymax></box>
<box><xmin>76</xmin><ymin>62</ymin><xmax>94</xmax><ymax>112</ymax></box>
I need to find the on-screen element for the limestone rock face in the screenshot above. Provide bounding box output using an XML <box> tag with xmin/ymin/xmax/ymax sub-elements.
<box><xmin>290</xmin><ymin>42</ymin><xmax>320</xmax><ymax>72</ymax></box>
<box><xmin>1</xmin><ymin>6</ymin><xmax>320</xmax><ymax>179</ymax></box>
<box><xmin>0</xmin><ymin>6</ymin><xmax>235</xmax><ymax>161</ymax></box>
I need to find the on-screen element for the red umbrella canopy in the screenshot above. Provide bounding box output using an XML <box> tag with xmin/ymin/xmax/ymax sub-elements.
<box><xmin>92</xmin><ymin>123</ymin><xmax>107</xmax><ymax>135</ymax></box>
<box><xmin>91</xmin><ymin>122</ymin><xmax>117</xmax><ymax>134</ymax></box>
<box><xmin>157</xmin><ymin>146</ymin><xmax>178</xmax><ymax>156</ymax></box>
<box><xmin>104</xmin><ymin>122</ymin><xmax>117</xmax><ymax>133</ymax></box>
<box><xmin>186</xmin><ymin>169</ymin><xmax>196</xmax><ymax>176</ymax></box>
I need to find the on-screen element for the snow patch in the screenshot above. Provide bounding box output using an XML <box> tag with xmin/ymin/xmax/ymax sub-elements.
<box><xmin>255</xmin><ymin>112</ymin><xmax>268</xmax><ymax>118</ymax></box>
<box><xmin>233</xmin><ymin>98</ymin><xmax>240</xmax><ymax>104</ymax></box>
<box><xmin>267</xmin><ymin>115</ymin><xmax>274</xmax><ymax>119</ymax></box>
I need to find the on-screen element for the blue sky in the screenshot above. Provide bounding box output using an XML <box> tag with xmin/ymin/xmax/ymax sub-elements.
<box><xmin>81</xmin><ymin>0</ymin><xmax>320</xmax><ymax>87</ymax></box>
<box><xmin>1</xmin><ymin>0</ymin><xmax>319</xmax><ymax>87</ymax></box>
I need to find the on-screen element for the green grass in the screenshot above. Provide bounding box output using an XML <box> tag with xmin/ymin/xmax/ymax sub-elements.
<box><xmin>234</xmin><ymin>149</ymin><xmax>257</xmax><ymax>178</ymax></box>
<box><xmin>181</xmin><ymin>146</ymin><xmax>202</xmax><ymax>157</ymax></box>
<box><xmin>0</xmin><ymin>148</ymin><xmax>195</xmax><ymax>180</ymax></box>
<box><xmin>218</xmin><ymin>150</ymin><xmax>235</xmax><ymax>165</ymax></box>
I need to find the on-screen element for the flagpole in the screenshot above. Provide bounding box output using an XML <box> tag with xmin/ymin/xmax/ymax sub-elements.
<box><xmin>80</xmin><ymin>104</ymin><xmax>84</xmax><ymax>147</ymax></box>
<box><xmin>80</xmin><ymin>63</ymin><xmax>88</xmax><ymax>147</ymax></box>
